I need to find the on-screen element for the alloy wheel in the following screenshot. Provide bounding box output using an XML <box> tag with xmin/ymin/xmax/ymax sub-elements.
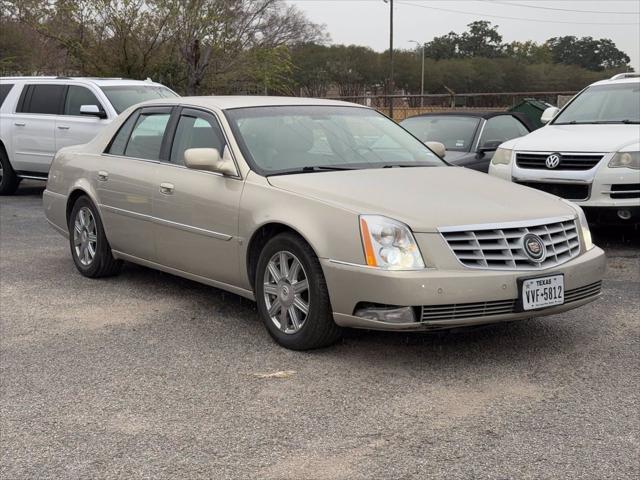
<box><xmin>263</xmin><ymin>250</ymin><xmax>310</xmax><ymax>334</ymax></box>
<box><xmin>73</xmin><ymin>207</ymin><xmax>98</xmax><ymax>266</ymax></box>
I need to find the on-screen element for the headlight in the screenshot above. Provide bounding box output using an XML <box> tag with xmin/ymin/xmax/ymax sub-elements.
<box><xmin>359</xmin><ymin>215</ymin><xmax>425</xmax><ymax>270</ymax></box>
<box><xmin>491</xmin><ymin>148</ymin><xmax>513</xmax><ymax>165</ymax></box>
<box><xmin>563</xmin><ymin>201</ymin><xmax>593</xmax><ymax>251</ymax></box>
<box><xmin>608</xmin><ymin>151</ymin><xmax>639</xmax><ymax>169</ymax></box>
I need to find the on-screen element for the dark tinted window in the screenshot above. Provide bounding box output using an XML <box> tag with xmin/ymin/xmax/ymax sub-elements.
<box><xmin>124</xmin><ymin>113</ymin><xmax>171</xmax><ymax>160</ymax></box>
<box><xmin>64</xmin><ymin>86</ymin><xmax>103</xmax><ymax>116</ymax></box>
<box><xmin>401</xmin><ymin>116</ymin><xmax>480</xmax><ymax>152</ymax></box>
<box><xmin>107</xmin><ymin>112</ymin><xmax>140</xmax><ymax>156</ymax></box>
<box><xmin>479</xmin><ymin>115</ymin><xmax>529</xmax><ymax>147</ymax></box>
<box><xmin>0</xmin><ymin>84</ymin><xmax>14</xmax><ymax>107</ymax></box>
<box><xmin>170</xmin><ymin>112</ymin><xmax>227</xmax><ymax>165</ymax></box>
<box><xmin>19</xmin><ymin>84</ymin><xmax>66</xmax><ymax>114</ymax></box>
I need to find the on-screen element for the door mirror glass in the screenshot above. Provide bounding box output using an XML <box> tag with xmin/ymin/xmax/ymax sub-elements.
<box><xmin>478</xmin><ymin>140</ymin><xmax>502</xmax><ymax>152</ymax></box>
<box><xmin>541</xmin><ymin>106</ymin><xmax>560</xmax><ymax>124</ymax></box>
<box><xmin>80</xmin><ymin>104</ymin><xmax>107</xmax><ymax>119</ymax></box>
<box><xmin>184</xmin><ymin>147</ymin><xmax>237</xmax><ymax>176</ymax></box>
<box><xmin>425</xmin><ymin>141</ymin><xmax>446</xmax><ymax>158</ymax></box>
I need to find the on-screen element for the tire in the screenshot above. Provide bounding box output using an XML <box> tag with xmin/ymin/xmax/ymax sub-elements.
<box><xmin>255</xmin><ymin>232</ymin><xmax>342</xmax><ymax>350</ymax></box>
<box><xmin>0</xmin><ymin>148</ymin><xmax>20</xmax><ymax>195</ymax></box>
<box><xmin>68</xmin><ymin>196</ymin><xmax>122</xmax><ymax>278</ymax></box>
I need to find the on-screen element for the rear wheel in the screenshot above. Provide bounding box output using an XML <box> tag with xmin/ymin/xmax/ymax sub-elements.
<box><xmin>255</xmin><ymin>233</ymin><xmax>342</xmax><ymax>350</ymax></box>
<box><xmin>0</xmin><ymin>149</ymin><xmax>20</xmax><ymax>195</ymax></box>
<box><xmin>68</xmin><ymin>196</ymin><xmax>122</xmax><ymax>278</ymax></box>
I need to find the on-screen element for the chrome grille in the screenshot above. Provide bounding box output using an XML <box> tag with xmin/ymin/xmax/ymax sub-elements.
<box><xmin>420</xmin><ymin>281</ymin><xmax>601</xmax><ymax>321</ymax></box>
<box><xmin>516</xmin><ymin>152</ymin><xmax>603</xmax><ymax>170</ymax></box>
<box><xmin>441</xmin><ymin>218</ymin><xmax>581</xmax><ymax>270</ymax></box>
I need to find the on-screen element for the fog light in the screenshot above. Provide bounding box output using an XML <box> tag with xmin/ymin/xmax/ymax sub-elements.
<box><xmin>354</xmin><ymin>305</ymin><xmax>416</xmax><ymax>324</ymax></box>
<box><xmin>617</xmin><ymin>209</ymin><xmax>632</xmax><ymax>220</ymax></box>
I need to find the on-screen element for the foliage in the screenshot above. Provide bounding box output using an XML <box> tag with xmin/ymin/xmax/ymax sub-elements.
<box><xmin>0</xmin><ymin>6</ymin><xmax>633</xmax><ymax>96</ymax></box>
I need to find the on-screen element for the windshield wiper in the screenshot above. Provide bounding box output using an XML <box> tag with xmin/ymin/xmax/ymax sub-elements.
<box><xmin>301</xmin><ymin>165</ymin><xmax>356</xmax><ymax>172</ymax></box>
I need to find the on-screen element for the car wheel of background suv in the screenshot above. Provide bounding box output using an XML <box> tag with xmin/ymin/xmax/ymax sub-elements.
<box><xmin>0</xmin><ymin>148</ymin><xmax>20</xmax><ymax>195</ymax></box>
<box><xmin>255</xmin><ymin>232</ymin><xmax>343</xmax><ymax>350</ymax></box>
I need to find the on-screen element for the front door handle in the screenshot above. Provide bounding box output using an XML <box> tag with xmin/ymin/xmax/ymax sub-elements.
<box><xmin>14</xmin><ymin>122</ymin><xmax>25</xmax><ymax>127</ymax></box>
<box><xmin>97</xmin><ymin>171</ymin><xmax>109</xmax><ymax>182</ymax></box>
<box><xmin>159</xmin><ymin>182</ymin><xmax>174</xmax><ymax>195</ymax></box>
<box><xmin>57</xmin><ymin>125</ymin><xmax>70</xmax><ymax>130</ymax></box>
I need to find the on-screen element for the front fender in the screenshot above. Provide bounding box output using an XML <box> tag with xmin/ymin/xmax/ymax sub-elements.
<box><xmin>238</xmin><ymin>173</ymin><xmax>364</xmax><ymax>290</ymax></box>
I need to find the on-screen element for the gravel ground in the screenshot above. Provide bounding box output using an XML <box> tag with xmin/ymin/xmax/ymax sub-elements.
<box><xmin>1</xmin><ymin>182</ymin><xmax>639</xmax><ymax>480</ymax></box>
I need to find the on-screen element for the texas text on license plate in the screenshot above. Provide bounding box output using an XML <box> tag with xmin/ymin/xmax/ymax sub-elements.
<box><xmin>521</xmin><ymin>274</ymin><xmax>564</xmax><ymax>311</ymax></box>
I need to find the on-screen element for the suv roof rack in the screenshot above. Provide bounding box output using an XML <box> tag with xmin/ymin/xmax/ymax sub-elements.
<box><xmin>610</xmin><ymin>72</ymin><xmax>639</xmax><ymax>80</ymax></box>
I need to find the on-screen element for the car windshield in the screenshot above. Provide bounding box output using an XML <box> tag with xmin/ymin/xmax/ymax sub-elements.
<box><xmin>100</xmin><ymin>85</ymin><xmax>178</xmax><ymax>113</ymax></box>
<box><xmin>225</xmin><ymin>106</ymin><xmax>445</xmax><ymax>175</ymax></box>
<box><xmin>553</xmin><ymin>83</ymin><xmax>640</xmax><ymax>124</ymax></box>
<box><xmin>400</xmin><ymin>115</ymin><xmax>480</xmax><ymax>152</ymax></box>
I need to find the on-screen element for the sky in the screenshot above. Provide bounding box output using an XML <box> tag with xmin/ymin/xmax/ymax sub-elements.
<box><xmin>287</xmin><ymin>0</ymin><xmax>640</xmax><ymax>70</ymax></box>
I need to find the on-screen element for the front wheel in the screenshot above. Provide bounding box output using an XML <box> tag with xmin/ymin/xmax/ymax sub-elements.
<box><xmin>68</xmin><ymin>196</ymin><xmax>122</xmax><ymax>278</ymax></box>
<box><xmin>255</xmin><ymin>233</ymin><xmax>342</xmax><ymax>350</ymax></box>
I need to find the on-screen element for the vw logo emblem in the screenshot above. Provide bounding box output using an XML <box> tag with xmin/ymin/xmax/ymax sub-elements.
<box><xmin>545</xmin><ymin>153</ymin><xmax>561</xmax><ymax>169</ymax></box>
<box><xmin>522</xmin><ymin>233</ymin><xmax>546</xmax><ymax>262</ymax></box>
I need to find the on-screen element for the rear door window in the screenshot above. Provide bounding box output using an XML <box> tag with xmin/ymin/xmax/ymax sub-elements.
<box><xmin>64</xmin><ymin>86</ymin><xmax>105</xmax><ymax>116</ymax></box>
<box><xmin>17</xmin><ymin>84</ymin><xmax>66</xmax><ymax>114</ymax></box>
<box><xmin>0</xmin><ymin>84</ymin><xmax>14</xmax><ymax>107</ymax></box>
<box><xmin>124</xmin><ymin>112</ymin><xmax>171</xmax><ymax>160</ymax></box>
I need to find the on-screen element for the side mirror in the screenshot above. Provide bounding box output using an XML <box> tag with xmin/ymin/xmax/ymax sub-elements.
<box><xmin>184</xmin><ymin>147</ymin><xmax>238</xmax><ymax>176</ymax></box>
<box><xmin>425</xmin><ymin>141</ymin><xmax>446</xmax><ymax>158</ymax></box>
<box><xmin>477</xmin><ymin>140</ymin><xmax>502</xmax><ymax>153</ymax></box>
<box><xmin>80</xmin><ymin>104</ymin><xmax>107</xmax><ymax>119</ymax></box>
<box><xmin>540</xmin><ymin>106</ymin><xmax>560</xmax><ymax>124</ymax></box>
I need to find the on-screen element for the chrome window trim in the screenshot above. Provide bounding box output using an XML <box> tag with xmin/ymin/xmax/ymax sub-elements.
<box><xmin>100</xmin><ymin>204</ymin><xmax>233</xmax><ymax>241</ymax></box>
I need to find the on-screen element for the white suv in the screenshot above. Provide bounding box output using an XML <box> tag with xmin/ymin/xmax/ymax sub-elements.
<box><xmin>0</xmin><ymin>76</ymin><xmax>177</xmax><ymax>194</ymax></box>
<box><xmin>489</xmin><ymin>73</ymin><xmax>640</xmax><ymax>226</ymax></box>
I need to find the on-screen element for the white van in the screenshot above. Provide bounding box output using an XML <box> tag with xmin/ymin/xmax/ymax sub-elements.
<box><xmin>0</xmin><ymin>77</ymin><xmax>178</xmax><ymax>194</ymax></box>
<box><xmin>489</xmin><ymin>73</ymin><xmax>640</xmax><ymax>225</ymax></box>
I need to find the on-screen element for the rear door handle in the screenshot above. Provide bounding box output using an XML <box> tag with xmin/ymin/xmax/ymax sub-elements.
<box><xmin>57</xmin><ymin>125</ymin><xmax>70</xmax><ymax>130</ymax></box>
<box><xmin>14</xmin><ymin>122</ymin><xmax>25</xmax><ymax>127</ymax></box>
<box><xmin>97</xmin><ymin>171</ymin><xmax>109</xmax><ymax>182</ymax></box>
<box><xmin>159</xmin><ymin>182</ymin><xmax>174</xmax><ymax>195</ymax></box>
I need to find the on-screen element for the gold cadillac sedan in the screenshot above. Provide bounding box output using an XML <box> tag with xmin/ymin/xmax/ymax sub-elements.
<box><xmin>43</xmin><ymin>97</ymin><xmax>606</xmax><ymax>350</ymax></box>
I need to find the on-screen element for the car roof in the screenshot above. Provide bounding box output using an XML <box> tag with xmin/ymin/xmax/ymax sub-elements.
<box><xmin>403</xmin><ymin>111</ymin><xmax>518</xmax><ymax>120</ymax></box>
<box><xmin>402</xmin><ymin>110</ymin><xmax>535</xmax><ymax>131</ymax></box>
<box><xmin>590</xmin><ymin>73</ymin><xmax>639</xmax><ymax>87</ymax></box>
<box><xmin>0</xmin><ymin>76</ymin><xmax>167</xmax><ymax>88</ymax></box>
<box><xmin>141</xmin><ymin>95</ymin><xmax>364</xmax><ymax>110</ymax></box>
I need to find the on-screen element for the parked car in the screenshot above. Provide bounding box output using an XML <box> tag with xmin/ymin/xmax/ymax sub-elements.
<box><xmin>0</xmin><ymin>76</ymin><xmax>178</xmax><ymax>194</ymax></box>
<box><xmin>43</xmin><ymin>97</ymin><xmax>605</xmax><ymax>350</ymax></box>
<box><xmin>489</xmin><ymin>73</ymin><xmax>640</xmax><ymax>226</ymax></box>
<box><xmin>400</xmin><ymin>111</ymin><xmax>533</xmax><ymax>172</ymax></box>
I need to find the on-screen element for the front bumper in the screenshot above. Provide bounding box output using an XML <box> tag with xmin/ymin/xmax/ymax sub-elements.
<box><xmin>321</xmin><ymin>246</ymin><xmax>606</xmax><ymax>331</ymax></box>
<box><xmin>489</xmin><ymin>153</ymin><xmax>640</xmax><ymax>210</ymax></box>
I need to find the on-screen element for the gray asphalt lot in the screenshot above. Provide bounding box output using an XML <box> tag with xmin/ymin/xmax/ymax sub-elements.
<box><xmin>1</xmin><ymin>182</ymin><xmax>639</xmax><ymax>479</ymax></box>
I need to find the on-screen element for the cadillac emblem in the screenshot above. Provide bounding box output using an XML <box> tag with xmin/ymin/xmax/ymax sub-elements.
<box><xmin>522</xmin><ymin>233</ymin><xmax>546</xmax><ymax>262</ymax></box>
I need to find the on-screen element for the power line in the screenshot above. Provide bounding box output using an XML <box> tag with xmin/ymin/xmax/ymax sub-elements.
<box><xmin>397</xmin><ymin>1</ymin><xmax>640</xmax><ymax>25</ymax></box>
<box><xmin>487</xmin><ymin>0</ymin><xmax>640</xmax><ymax>15</ymax></box>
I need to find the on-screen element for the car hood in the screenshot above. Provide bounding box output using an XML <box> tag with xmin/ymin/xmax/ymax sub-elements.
<box><xmin>267</xmin><ymin>167</ymin><xmax>575</xmax><ymax>232</ymax></box>
<box><xmin>507</xmin><ymin>124</ymin><xmax>639</xmax><ymax>152</ymax></box>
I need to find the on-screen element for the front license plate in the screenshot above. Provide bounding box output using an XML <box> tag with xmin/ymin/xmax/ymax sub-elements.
<box><xmin>521</xmin><ymin>274</ymin><xmax>564</xmax><ymax>311</ymax></box>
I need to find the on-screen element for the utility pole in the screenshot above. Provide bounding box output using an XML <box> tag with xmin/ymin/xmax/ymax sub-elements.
<box><xmin>385</xmin><ymin>0</ymin><xmax>394</xmax><ymax>119</ymax></box>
